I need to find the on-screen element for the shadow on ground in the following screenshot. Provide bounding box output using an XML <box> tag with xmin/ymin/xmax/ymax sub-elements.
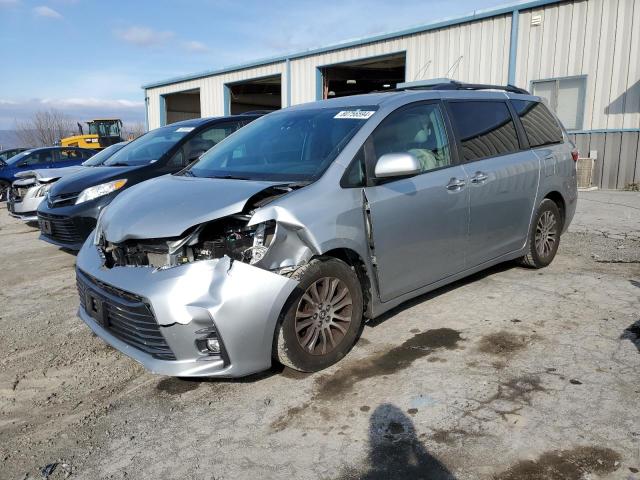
<box><xmin>340</xmin><ymin>403</ymin><xmax>456</xmax><ymax>480</ymax></box>
<box><xmin>621</xmin><ymin>320</ymin><xmax>640</xmax><ymax>352</ymax></box>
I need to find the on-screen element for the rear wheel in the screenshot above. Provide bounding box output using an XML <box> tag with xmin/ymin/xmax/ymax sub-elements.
<box><xmin>518</xmin><ymin>199</ymin><xmax>561</xmax><ymax>268</ymax></box>
<box><xmin>0</xmin><ymin>181</ymin><xmax>9</xmax><ymax>202</ymax></box>
<box><xmin>275</xmin><ymin>257</ymin><xmax>363</xmax><ymax>372</ymax></box>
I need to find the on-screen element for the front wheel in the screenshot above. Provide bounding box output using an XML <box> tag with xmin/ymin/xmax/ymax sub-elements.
<box><xmin>518</xmin><ymin>199</ymin><xmax>562</xmax><ymax>268</ymax></box>
<box><xmin>275</xmin><ymin>257</ymin><xmax>364</xmax><ymax>372</ymax></box>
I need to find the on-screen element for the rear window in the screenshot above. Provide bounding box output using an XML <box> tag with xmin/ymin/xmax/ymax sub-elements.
<box><xmin>448</xmin><ymin>101</ymin><xmax>520</xmax><ymax>162</ymax></box>
<box><xmin>511</xmin><ymin>100</ymin><xmax>563</xmax><ymax>148</ymax></box>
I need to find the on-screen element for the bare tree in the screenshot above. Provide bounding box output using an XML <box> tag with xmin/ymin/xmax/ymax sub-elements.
<box><xmin>121</xmin><ymin>122</ymin><xmax>146</xmax><ymax>141</ymax></box>
<box><xmin>14</xmin><ymin>109</ymin><xmax>77</xmax><ymax>147</ymax></box>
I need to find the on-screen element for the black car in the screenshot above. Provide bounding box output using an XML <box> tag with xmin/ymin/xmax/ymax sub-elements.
<box><xmin>37</xmin><ymin>114</ymin><xmax>261</xmax><ymax>250</ymax></box>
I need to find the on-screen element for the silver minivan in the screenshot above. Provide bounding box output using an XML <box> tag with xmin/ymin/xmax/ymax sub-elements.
<box><xmin>75</xmin><ymin>81</ymin><xmax>578</xmax><ymax>378</ymax></box>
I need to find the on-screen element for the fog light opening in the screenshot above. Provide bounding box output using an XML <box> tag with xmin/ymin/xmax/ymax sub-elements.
<box><xmin>205</xmin><ymin>338</ymin><xmax>221</xmax><ymax>354</ymax></box>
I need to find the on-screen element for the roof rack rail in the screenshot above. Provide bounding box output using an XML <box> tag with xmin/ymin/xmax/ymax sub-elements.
<box><xmin>395</xmin><ymin>79</ymin><xmax>530</xmax><ymax>95</ymax></box>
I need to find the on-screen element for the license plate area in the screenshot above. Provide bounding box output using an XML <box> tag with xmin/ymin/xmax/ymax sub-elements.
<box><xmin>40</xmin><ymin>219</ymin><xmax>52</xmax><ymax>235</ymax></box>
<box><xmin>85</xmin><ymin>290</ymin><xmax>107</xmax><ymax>327</ymax></box>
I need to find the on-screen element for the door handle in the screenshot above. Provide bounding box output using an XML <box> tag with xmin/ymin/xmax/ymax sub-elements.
<box><xmin>470</xmin><ymin>171</ymin><xmax>488</xmax><ymax>184</ymax></box>
<box><xmin>544</xmin><ymin>154</ymin><xmax>555</xmax><ymax>160</ymax></box>
<box><xmin>446</xmin><ymin>177</ymin><xmax>466</xmax><ymax>191</ymax></box>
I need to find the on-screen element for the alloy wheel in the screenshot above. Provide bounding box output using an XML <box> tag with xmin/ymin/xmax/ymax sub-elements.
<box><xmin>294</xmin><ymin>277</ymin><xmax>353</xmax><ymax>355</ymax></box>
<box><xmin>535</xmin><ymin>210</ymin><xmax>557</xmax><ymax>258</ymax></box>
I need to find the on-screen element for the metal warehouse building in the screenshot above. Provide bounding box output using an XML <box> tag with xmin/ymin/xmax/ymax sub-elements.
<box><xmin>143</xmin><ymin>0</ymin><xmax>640</xmax><ymax>189</ymax></box>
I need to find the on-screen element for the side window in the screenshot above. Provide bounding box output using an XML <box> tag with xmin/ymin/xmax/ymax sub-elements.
<box><xmin>370</xmin><ymin>103</ymin><xmax>452</xmax><ymax>174</ymax></box>
<box><xmin>511</xmin><ymin>100</ymin><xmax>563</xmax><ymax>148</ymax></box>
<box><xmin>58</xmin><ymin>148</ymin><xmax>83</xmax><ymax>162</ymax></box>
<box><xmin>22</xmin><ymin>150</ymin><xmax>53</xmax><ymax>166</ymax></box>
<box><xmin>168</xmin><ymin>122</ymin><xmax>241</xmax><ymax>168</ymax></box>
<box><xmin>448</xmin><ymin>101</ymin><xmax>520</xmax><ymax>162</ymax></box>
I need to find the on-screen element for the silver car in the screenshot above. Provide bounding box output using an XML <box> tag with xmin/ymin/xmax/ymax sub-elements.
<box><xmin>75</xmin><ymin>81</ymin><xmax>578</xmax><ymax>378</ymax></box>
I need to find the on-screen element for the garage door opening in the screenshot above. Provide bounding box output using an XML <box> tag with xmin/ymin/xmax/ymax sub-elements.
<box><xmin>164</xmin><ymin>89</ymin><xmax>201</xmax><ymax>125</ymax></box>
<box><xmin>228</xmin><ymin>75</ymin><xmax>282</xmax><ymax>114</ymax></box>
<box><xmin>320</xmin><ymin>53</ymin><xmax>406</xmax><ymax>99</ymax></box>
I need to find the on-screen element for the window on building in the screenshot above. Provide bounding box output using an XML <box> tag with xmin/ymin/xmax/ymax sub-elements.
<box><xmin>511</xmin><ymin>100</ymin><xmax>563</xmax><ymax>148</ymax></box>
<box><xmin>448</xmin><ymin>101</ymin><xmax>520</xmax><ymax>162</ymax></box>
<box><xmin>531</xmin><ymin>76</ymin><xmax>586</xmax><ymax>130</ymax></box>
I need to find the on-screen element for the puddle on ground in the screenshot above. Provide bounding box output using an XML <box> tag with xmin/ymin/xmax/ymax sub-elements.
<box><xmin>314</xmin><ymin>328</ymin><xmax>464</xmax><ymax>401</ymax></box>
<box><xmin>156</xmin><ymin>378</ymin><xmax>200</xmax><ymax>395</ymax></box>
<box><xmin>477</xmin><ymin>331</ymin><xmax>532</xmax><ymax>356</ymax></box>
<box><xmin>498</xmin><ymin>375</ymin><xmax>546</xmax><ymax>405</ymax></box>
<box><xmin>431</xmin><ymin>428</ymin><xmax>471</xmax><ymax>445</ymax></box>
<box><xmin>271</xmin><ymin>402</ymin><xmax>311</xmax><ymax>432</ymax></box>
<box><xmin>494</xmin><ymin>446</ymin><xmax>621</xmax><ymax>480</ymax></box>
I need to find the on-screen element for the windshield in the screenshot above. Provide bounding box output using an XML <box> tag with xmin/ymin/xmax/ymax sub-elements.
<box><xmin>103</xmin><ymin>125</ymin><xmax>192</xmax><ymax>167</ymax></box>
<box><xmin>187</xmin><ymin>107</ymin><xmax>376</xmax><ymax>182</ymax></box>
<box><xmin>81</xmin><ymin>142</ymin><xmax>127</xmax><ymax>167</ymax></box>
<box><xmin>87</xmin><ymin>121</ymin><xmax>120</xmax><ymax>137</ymax></box>
<box><xmin>6</xmin><ymin>150</ymin><xmax>34</xmax><ymax>165</ymax></box>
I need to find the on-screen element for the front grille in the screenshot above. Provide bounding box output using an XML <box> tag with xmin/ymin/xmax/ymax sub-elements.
<box><xmin>49</xmin><ymin>192</ymin><xmax>80</xmax><ymax>208</ymax></box>
<box><xmin>38</xmin><ymin>212</ymin><xmax>82</xmax><ymax>244</ymax></box>
<box><xmin>77</xmin><ymin>270</ymin><xmax>175</xmax><ymax>360</ymax></box>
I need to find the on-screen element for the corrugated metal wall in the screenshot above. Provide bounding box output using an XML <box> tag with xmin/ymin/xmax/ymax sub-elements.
<box><xmin>516</xmin><ymin>0</ymin><xmax>640</xmax><ymax>130</ymax></box>
<box><xmin>569</xmin><ymin>131</ymin><xmax>640</xmax><ymax>188</ymax></box>
<box><xmin>146</xmin><ymin>62</ymin><xmax>285</xmax><ymax>127</ymax></box>
<box><xmin>290</xmin><ymin>15</ymin><xmax>511</xmax><ymax>105</ymax></box>
<box><xmin>146</xmin><ymin>15</ymin><xmax>512</xmax><ymax>128</ymax></box>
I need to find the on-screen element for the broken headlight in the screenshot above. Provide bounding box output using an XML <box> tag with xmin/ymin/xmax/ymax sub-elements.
<box><xmin>34</xmin><ymin>183</ymin><xmax>53</xmax><ymax>198</ymax></box>
<box><xmin>191</xmin><ymin>218</ymin><xmax>275</xmax><ymax>266</ymax></box>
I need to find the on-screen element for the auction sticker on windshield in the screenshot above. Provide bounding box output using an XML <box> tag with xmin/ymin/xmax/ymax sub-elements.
<box><xmin>176</xmin><ymin>127</ymin><xmax>195</xmax><ymax>132</ymax></box>
<box><xmin>334</xmin><ymin>110</ymin><xmax>376</xmax><ymax>119</ymax></box>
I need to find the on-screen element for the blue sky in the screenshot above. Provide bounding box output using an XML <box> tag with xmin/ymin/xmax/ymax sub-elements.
<box><xmin>0</xmin><ymin>0</ymin><xmax>508</xmax><ymax>128</ymax></box>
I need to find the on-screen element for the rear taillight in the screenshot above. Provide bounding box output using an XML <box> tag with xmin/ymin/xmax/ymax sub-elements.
<box><xmin>571</xmin><ymin>148</ymin><xmax>579</xmax><ymax>162</ymax></box>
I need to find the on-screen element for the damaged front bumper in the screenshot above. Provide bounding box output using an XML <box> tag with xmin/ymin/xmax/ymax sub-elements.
<box><xmin>6</xmin><ymin>184</ymin><xmax>42</xmax><ymax>221</ymax></box>
<box><xmin>76</xmin><ymin>235</ymin><xmax>298</xmax><ymax>377</ymax></box>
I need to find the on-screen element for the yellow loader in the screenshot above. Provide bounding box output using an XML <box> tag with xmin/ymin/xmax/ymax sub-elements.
<box><xmin>60</xmin><ymin>119</ymin><xmax>123</xmax><ymax>150</ymax></box>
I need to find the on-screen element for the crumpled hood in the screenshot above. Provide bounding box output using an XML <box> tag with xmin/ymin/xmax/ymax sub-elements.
<box><xmin>100</xmin><ymin>174</ymin><xmax>281</xmax><ymax>243</ymax></box>
<box><xmin>15</xmin><ymin>166</ymin><xmax>84</xmax><ymax>182</ymax></box>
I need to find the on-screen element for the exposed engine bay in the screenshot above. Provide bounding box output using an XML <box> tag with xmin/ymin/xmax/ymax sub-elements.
<box><xmin>102</xmin><ymin>217</ymin><xmax>276</xmax><ymax>269</ymax></box>
<box><xmin>99</xmin><ymin>184</ymin><xmax>298</xmax><ymax>270</ymax></box>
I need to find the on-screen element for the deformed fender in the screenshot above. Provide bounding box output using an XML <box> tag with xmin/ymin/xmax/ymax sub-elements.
<box><xmin>249</xmin><ymin>206</ymin><xmax>320</xmax><ymax>270</ymax></box>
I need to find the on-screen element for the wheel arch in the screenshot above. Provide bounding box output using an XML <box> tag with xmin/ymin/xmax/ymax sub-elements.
<box><xmin>320</xmin><ymin>247</ymin><xmax>373</xmax><ymax>319</ymax></box>
<box><xmin>543</xmin><ymin>190</ymin><xmax>566</xmax><ymax>229</ymax></box>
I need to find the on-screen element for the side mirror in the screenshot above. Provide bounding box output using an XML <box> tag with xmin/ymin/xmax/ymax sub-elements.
<box><xmin>374</xmin><ymin>153</ymin><xmax>421</xmax><ymax>179</ymax></box>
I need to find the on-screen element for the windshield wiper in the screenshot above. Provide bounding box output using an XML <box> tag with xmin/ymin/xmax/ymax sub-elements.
<box><xmin>211</xmin><ymin>175</ymin><xmax>250</xmax><ymax>180</ymax></box>
<box><xmin>107</xmin><ymin>162</ymin><xmax>132</xmax><ymax>167</ymax></box>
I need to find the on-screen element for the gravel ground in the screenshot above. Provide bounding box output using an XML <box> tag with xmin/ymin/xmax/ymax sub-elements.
<box><xmin>1</xmin><ymin>190</ymin><xmax>639</xmax><ymax>480</ymax></box>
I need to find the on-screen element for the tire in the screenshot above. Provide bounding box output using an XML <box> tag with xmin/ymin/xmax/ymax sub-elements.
<box><xmin>0</xmin><ymin>181</ymin><xmax>9</xmax><ymax>202</ymax></box>
<box><xmin>275</xmin><ymin>257</ymin><xmax>364</xmax><ymax>372</ymax></box>
<box><xmin>518</xmin><ymin>199</ymin><xmax>562</xmax><ymax>268</ymax></box>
